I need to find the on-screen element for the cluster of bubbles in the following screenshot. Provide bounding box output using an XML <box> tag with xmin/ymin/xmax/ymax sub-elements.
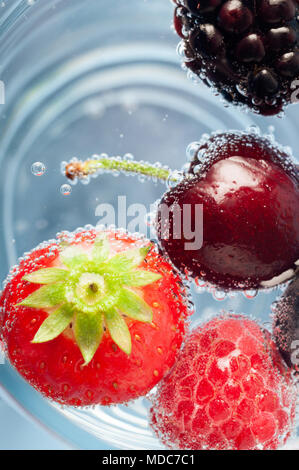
<box><xmin>193</xmin><ymin>276</ymin><xmax>258</xmax><ymax>301</ymax></box>
<box><xmin>184</xmin><ymin>125</ymin><xmax>298</xmax><ymax>181</ymax></box>
<box><xmin>1</xmin><ymin>238</ymin><xmax>59</xmax><ymax>292</ymax></box>
<box><xmin>61</xmin><ymin>153</ymin><xmax>176</xmax><ymax>187</ymax></box>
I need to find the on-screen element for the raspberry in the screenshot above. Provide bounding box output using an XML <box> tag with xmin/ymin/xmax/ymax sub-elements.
<box><xmin>173</xmin><ymin>0</ymin><xmax>299</xmax><ymax>115</ymax></box>
<box><xmin>150</xmin><ymin>315</ymin><xmax>297</xmax><ymax>450</ymax></box>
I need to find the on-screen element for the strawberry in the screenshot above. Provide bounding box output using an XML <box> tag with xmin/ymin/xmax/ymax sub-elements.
<box><xmin>0</xmin><ymin>227</ymin><xmax>190</xmax><ymax>407</ymax></box>
<box><xmin>149</xmin><ymin>314</ymin><xmax>297</xmax><ymax>450</ymax></box>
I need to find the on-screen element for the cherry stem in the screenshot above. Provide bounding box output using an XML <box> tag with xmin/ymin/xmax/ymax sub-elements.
<box><xmin>65</xmin><ymin>156</ymin><xmax>180</xmax><ymax>184</ymax></box>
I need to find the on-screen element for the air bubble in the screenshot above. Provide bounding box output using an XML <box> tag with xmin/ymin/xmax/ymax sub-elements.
<box><xmin>166</xmin><ymin>170</ymin><xmax>183</xmax><ymax>189</ymax></box>
<box><xmin>181</xmin><ymin>162</ymin><xmax>191</xmax><ymax>174</ymax></box>
<box><xmin>283</xmin><ymin>146</ymin><xmax>292</xmax><ymax>156</ymax></box>
<box><xmin>252</xmin><ymin>97</ymin><xmax>263</xmax><ymax>106</ymax></box>
<box><xmin>247</xmin><ymin>125</ymin><xmax>260</xmax><ymax>135</ymax></box>
<box><xmin>81</xmin><ymin>175</ymin><xmax>91</xmax><ymax>185</ymax></box>
<box><xmin>236</xmin><ymin>84</ymin><xmax>248</xmax><ymax>97</ymax></box>
<box><xmin>194</xmin><ymin>277</ymin><xmax>207</xmax><ymax>293</ymax></box>
<box><xmin>194</xmin><ymin>277</ymin><xmax>207</xmax><ymax>288</ymax></box>
<box><xmin>186</xmin><ymin>142</ymin><xmax>200</xmax><ymax>161</ymax></box>
<box><xmin>193</xmin><ymin>164</ymin><xmax>202</xmax><ymax>174</ymax></box>
<box><xmin>243</xmin><ymin>290</ymin><xmax>258</xmax><ymax>299</ymax></box>
<box><xmin>145</xmin><ymin>212</ymin><xmax>156</xmax><ymax>228</ymax></box>
<box><xmin>176</xmin><ymin>40</ymin><xmax>188</xmax><ymax>60</ymax></box>
<box><xmin>212</xmin><ymin>289</ymin><xmax>227</xmax><ymax>301</ymax></box>
<box><xmin>268</xmin><ymin>125</ymin><xmax>275</xmax><ymax>135</ymax></box>
<box><xmin>31</xmin><ymin>162</ymin><xmax>46</xmax><ymax>176</ymax></box>
<box><xmin>123</xmin><ymin>153</ymin><xmax>134</xmax><ymax>162</ymax></box>
<box><xmin>187</xmin><ymin>69</ymin><xmax>201</xmax><ymax>84</ymax></box>
<box><xmin>138</xmin><ymin>175</ymin><xmax>146</xmax><ymax>183</ymax></box>
<box><xmin>60</xmin><ymin>184</ymin><xmax>72</xmax><ymax>196</ymax></box>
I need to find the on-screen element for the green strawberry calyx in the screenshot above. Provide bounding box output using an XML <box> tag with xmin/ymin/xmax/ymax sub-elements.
<box><xmin>17</xmin><ymin>234</ymin><xmax>162</xmax><ymax>365</ymax></box>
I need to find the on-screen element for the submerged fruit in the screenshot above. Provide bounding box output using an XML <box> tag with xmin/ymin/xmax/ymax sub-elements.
<box><xmin>0</xmin><ymin>227</ymin><xmax>190</xmax><ymax>406</ymax></box>
<box><xmin>150</xmin><ymin>314</ymin><xmax>297</xmax><ymax>450</ymax></box>
<box><xmin>63</xmin><ymin>131</ymin><xmax>299</xmax><ymax>291</ymax></box>
<box><xmin>156</xmin><ymin>131</ymin><xmax>299</xmax><ymax>290</ymax></box>
<box><xmin>173</xmin><ymin>0</ymin><xmax>299</xmax><ymax>115</ymax></box>
<box><xmin>272</xmin><ymin>276</ymin><xmax>299</xmax><ymax>369</ymax></box>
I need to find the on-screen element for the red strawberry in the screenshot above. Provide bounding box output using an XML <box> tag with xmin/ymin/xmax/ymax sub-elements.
<box><xmin>0</xmin><ymin>227</ymin><xmax>190</xmax><ymax>407</ymax></box>
<box><xmin>150</xmin><ymin>314</ymin><xmax>297</xmax><ymax>450</ymax></box>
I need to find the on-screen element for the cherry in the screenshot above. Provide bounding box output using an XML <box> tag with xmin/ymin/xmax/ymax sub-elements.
<box><xmin>64</xmin><ymin>131</ymin><xmax>299</xmax><ymax>291</ymax></box>
<box><xmin>156</xmin><ymin>131</ymin><xmax>299</xmax><ymax>290</ymax></box>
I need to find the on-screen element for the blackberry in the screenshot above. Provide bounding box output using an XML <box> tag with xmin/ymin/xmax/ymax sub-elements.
<box><xmin>173</xmin><ymin>0</ymin><xmax>299</xmax><ymax>115</ymax></box>
<box><xmin>272</xmin><ymin>276</ymin><xmax>299</xmax><ymax>369</ymax></box>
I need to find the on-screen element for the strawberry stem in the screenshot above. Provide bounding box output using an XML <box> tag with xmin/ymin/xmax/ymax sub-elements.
<box><xmin>65</xmin><ymin>155</ymin><xmax>180</xmax><ymax>184</ymax></box>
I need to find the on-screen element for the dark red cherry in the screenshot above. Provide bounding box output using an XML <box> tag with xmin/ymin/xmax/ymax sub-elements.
<box><xmin>156</xmin><ymin>132</ymin><xmax>299</xmax><ymax>290</ymax></box>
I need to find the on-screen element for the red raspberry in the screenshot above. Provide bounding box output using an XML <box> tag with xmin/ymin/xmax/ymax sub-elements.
<box><xmin>150</xmin><ymin>315</ymin><xmax>297</xmax><ymax>450</ymax></box>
